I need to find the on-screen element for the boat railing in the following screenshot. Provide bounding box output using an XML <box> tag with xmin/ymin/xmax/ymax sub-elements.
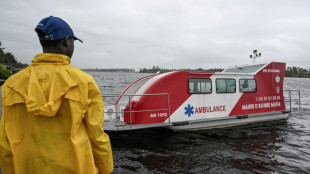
<box><xmin>283</xmin><ymin>89</ymin><xmax>301</xmax><ymax>111</ymax></box>
<box><xmin>102</xmin><ymin>93</ymin><xmax>170</xmax><ymax>128</ymax></box>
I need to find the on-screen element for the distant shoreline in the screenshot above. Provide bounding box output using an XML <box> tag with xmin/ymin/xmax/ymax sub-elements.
<box><xmin>82</xmin><ymin>68</ymin><xmax>135</xmax><ymax>73</ymax></box>
<box><xmin>82</xmin><ymin>66</ymin><xmax>310</xmax><ymax>77</ymax></box>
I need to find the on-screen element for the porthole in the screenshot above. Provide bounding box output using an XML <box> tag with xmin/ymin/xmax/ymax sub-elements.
<box><xmin>275</xmin><ymin>75</ymin><xmax>281</xmax><ymax>83</ymax></box>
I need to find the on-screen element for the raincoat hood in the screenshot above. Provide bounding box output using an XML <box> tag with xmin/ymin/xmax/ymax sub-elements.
<box><xmin>4</xmin><ymin>53</ymin><xmax>77</xmax><ymax>116</ymax></box>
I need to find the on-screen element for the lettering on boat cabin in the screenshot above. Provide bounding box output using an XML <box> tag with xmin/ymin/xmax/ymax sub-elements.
<box><xmin>150</xmin><ymin>112</ymin><xmax>168</xmax><ymax>118</ymax></box>
<box><xmin>242</xmin><ymin>95</ymin><xmax>282</xmax><ymax>110</ymax></box>
<box><xmin>195</xmin><ymin>105</ymin><xmax>226</xmax><ymax>114</ymax></box>
<box><xmin>242</xmin><ymin>102</ymin><xmax>281</xmax><ymax>110</ymax></box>
<box><xmin>263</xmin><ymin>69</ymin><xmax>280</xmax><ymax>73</ymax></box>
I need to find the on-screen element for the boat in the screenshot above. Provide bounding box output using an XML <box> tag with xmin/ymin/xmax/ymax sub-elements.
<box><xmin>103</xmin><ymin>51</ymin><xmax>292</xmax><ymax>131</ymax></box>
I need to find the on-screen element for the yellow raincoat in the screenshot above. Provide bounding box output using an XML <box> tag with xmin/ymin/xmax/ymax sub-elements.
<box><xmin>0</xmin><ymin>53</ymin><xmax>113</xmax><ymax>174</ymax></box>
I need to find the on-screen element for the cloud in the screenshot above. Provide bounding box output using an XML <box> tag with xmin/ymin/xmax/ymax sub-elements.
<box><xmin>1</xmin><ymin>0</ymin><xmax>310</xmax><ymax>69</ymax></box>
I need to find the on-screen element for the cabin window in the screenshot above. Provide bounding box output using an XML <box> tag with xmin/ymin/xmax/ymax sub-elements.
<box><xmin>239</xmin><ymin>79</ymin><xmax>257</xmax><ymax>92</ymax></box>
<box><xmin>189</xmin><ymin>78</ymin><xmax>212</xmax><ymax>94</ymax></box>
<box><xmin>216</xmin><ymin>79</ymin><xmax>236</xmax><ymax>93</ymax></box>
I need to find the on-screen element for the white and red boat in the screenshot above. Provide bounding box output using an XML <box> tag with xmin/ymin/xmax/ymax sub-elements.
<box><xmin>103</xmin><ymin>55</ymin><xmax>290</xmax><ymax>131</ymax></box>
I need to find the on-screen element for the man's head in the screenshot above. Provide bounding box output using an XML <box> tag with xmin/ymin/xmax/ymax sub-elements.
<box><xmin>35</xmin><ymin>16</ymin><xmax>82</xmax><ymax>58</ymax></box>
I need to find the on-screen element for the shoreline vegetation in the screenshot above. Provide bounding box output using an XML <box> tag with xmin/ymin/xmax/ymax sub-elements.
<box><xmin>0</xmin><ymin>41</ymin><xmax>309</xmax><ymax>80</ymax></box>
<box><xmin>82</xmin><ymin>66</ymin><xmax>225</xmax><ymax>73</ymax></box>
<box><xmin>83</xmin><ymin>66</ymin><xmax>310</xmax><ymax>78</ymax></box>
<box><xmin>83</xmin><ymin>68</ymin><xmax>135</xmax><ymax>73</ymax></box>
<box><xmin>1</xmin><ymin>64</ymin><xmax>310</xmax><ymax>80</ymax></box>
<box><xmin>0</xmin><ymin>41</ymin><xmax>28</xmax><ymax>82</ymax></box>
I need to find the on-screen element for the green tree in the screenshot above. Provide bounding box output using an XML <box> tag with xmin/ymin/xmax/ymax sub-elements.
<box><xmin>0</xmin><ymin>64</ymin><xmax>12</xmax><ymax>79</ymax></box>
<box><xmin>286</xmin><ymin>66</ymin><xmax>310</xmax><ymax>77</ymax></box>
<box><xmin>0</xmin><ymin>42</ymin><xmax>4</xmax><ymax>57</ymax></box>
<box><xmin>1</xmin><ymin>52</ymin><xmax>17</xmax><ymax>64</ymax></box>
<box><xmin>0</xmin><ymin>41</ymin><xmax>28</xmax><ymax>68</ymax></box>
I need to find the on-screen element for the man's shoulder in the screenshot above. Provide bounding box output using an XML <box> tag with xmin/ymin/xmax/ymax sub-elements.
<box><xmin>64</xmin><ymin>65</ymin><xmax>95</xmax><ymax>82</ymax></box>
<box><xmin>2</xmin><ymin>67</ymin><xmax>31</xmax><ymax>87</ymax></box>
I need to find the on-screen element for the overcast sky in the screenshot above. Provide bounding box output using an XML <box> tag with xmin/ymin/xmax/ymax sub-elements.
<box><xmin>1</xmin><ymin>0</ymin><xmax>309</xmax><ymax>70</ymax></box>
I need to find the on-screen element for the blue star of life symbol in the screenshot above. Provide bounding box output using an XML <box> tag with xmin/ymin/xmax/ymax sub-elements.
<box><xmin>184</xmin><ymin>104</ymin><xmax>194</xmax><ymax>117</ymax></box>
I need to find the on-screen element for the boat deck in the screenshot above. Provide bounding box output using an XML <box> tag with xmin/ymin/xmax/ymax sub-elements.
<box><xmin>104</xmin><ymin>121</ymin><xmax>173</xmax><ymax>131</ymax></box>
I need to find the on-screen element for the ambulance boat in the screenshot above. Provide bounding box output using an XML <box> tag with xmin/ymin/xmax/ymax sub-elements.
<box><xmin>103</xmin><ymin>57</ymin><xmax>290</xmax><ymax>131</ymax></box>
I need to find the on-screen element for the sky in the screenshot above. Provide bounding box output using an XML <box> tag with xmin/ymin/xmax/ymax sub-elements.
<box><xmin>1</xmin><ymin>0</ymin><xmax>310</xmax><ymax>70</ymax></box>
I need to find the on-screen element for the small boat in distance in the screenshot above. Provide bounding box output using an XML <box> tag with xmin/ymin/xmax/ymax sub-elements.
<box><xmin>103</xmin><ymin>50</ymin><xmax>291</xmax><ymax>131</ymax></box>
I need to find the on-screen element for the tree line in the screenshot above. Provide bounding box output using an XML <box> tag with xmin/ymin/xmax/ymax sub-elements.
<box><xmin>83</xmin><ymin>68</ymin><xmax>135</xmax><ymax>72</ymax></box>
<box><xmin>285</xmin><ymin>66</ymin><xmax>310</xmax><ymax>78</ymax></box>
<box><xmin>140</xmin><ymin>66</ymin><xmax>310</xmax><ymax>78</ymax></box>
<box><xmin>139</xmin><ymin>66</ymin><xmax>224</xmax><ymax>73</ymax></box>
<box><xmin>0</xmin><ymin>42</ymin><xmax>29</xmax><ymax>79</ymax></box>
<box><xmin>0</xmin><ymin>42</ymin><xmax>28</xmax><ymax>68</ymax></box>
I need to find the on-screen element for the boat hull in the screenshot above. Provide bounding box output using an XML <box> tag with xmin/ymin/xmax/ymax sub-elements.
<box><xmin>104</xmin><ymin>111</ymin><xmax>289</xmax><ymax>131</ymax></box>
<box><xmin>167</xmin><ymin>111</ymin><xmax>289</xmax><ymax>130</ymax></box>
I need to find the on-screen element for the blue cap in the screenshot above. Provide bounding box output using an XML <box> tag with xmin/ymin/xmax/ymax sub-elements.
<box><xmin>35</xmin><ymin>16</ymin><xmax>83</xmax><ymax>43</ymax></box>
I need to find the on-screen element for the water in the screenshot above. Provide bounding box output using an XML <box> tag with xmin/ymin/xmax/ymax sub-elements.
<box><xmin>90</xmin><ymin>72</ymin><xmax>310</xmax><ymax>174</ymax></box>
<box><xmin>0</xmin><ymin>72</ymin><xmax>309</xmax><ymax>174</ymax></box>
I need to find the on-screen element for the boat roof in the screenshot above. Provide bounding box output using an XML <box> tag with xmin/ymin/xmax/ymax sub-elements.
<box><xmin>222</xmin><ymin>63</ymin><xmax>267</xmax><ymax>74</ymax></box>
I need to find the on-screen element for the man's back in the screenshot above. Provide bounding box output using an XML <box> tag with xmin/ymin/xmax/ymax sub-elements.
<box><xmin>0</xmin><ymin>53</ymin><xmax>113</xmax><ymax>174</ymax></box>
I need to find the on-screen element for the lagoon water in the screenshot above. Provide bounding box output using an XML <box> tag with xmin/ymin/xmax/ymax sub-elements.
<box><xmin>0</xmin><ymin>72</ymin><xmax>309</xmax><ymax>174</ymax></box>
<box><xmin>91</xmin><ymin>72</ymin><xmax>310</xmax><ymax>174</ymax></box>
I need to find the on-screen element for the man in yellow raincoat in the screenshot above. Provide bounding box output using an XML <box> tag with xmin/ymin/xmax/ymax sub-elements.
<box><xmin>0</xmin><ymin>16</ymin><xmax>113</xmax><ymax>174</ymax></box>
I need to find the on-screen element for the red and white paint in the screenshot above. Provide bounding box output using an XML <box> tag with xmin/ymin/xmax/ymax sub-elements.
<box><xmin>119</xmin><ymin>62</ymin><xmax>286</xmax><ymax>125</ymax></box>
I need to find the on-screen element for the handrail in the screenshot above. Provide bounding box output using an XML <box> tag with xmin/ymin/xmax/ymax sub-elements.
<box><xmin>283</xmin><ymin>89</ymin><xmax>301</xmax><ymax>111</ymax></box>
<box><xmin>103</xmin><ymin>93</ymin><xmax>169</xmax><ymax>96</ymax></box>
<box><xmin>102</xmin><ymin>93</ymin><xmax>171</xmax><ymax>128</ymax></box>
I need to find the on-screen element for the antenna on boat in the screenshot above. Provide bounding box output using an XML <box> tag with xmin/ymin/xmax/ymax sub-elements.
<box><xmin>250</xmin><ymin>49</ymin><xmax>261</xmax><ymax>64</ymax></box>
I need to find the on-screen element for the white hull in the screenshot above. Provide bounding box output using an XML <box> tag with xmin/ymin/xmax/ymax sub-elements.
<box><xmin>166</xmin><ymin>111</ymin><xmax>289</xmax><ymax>131</ymax></box>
